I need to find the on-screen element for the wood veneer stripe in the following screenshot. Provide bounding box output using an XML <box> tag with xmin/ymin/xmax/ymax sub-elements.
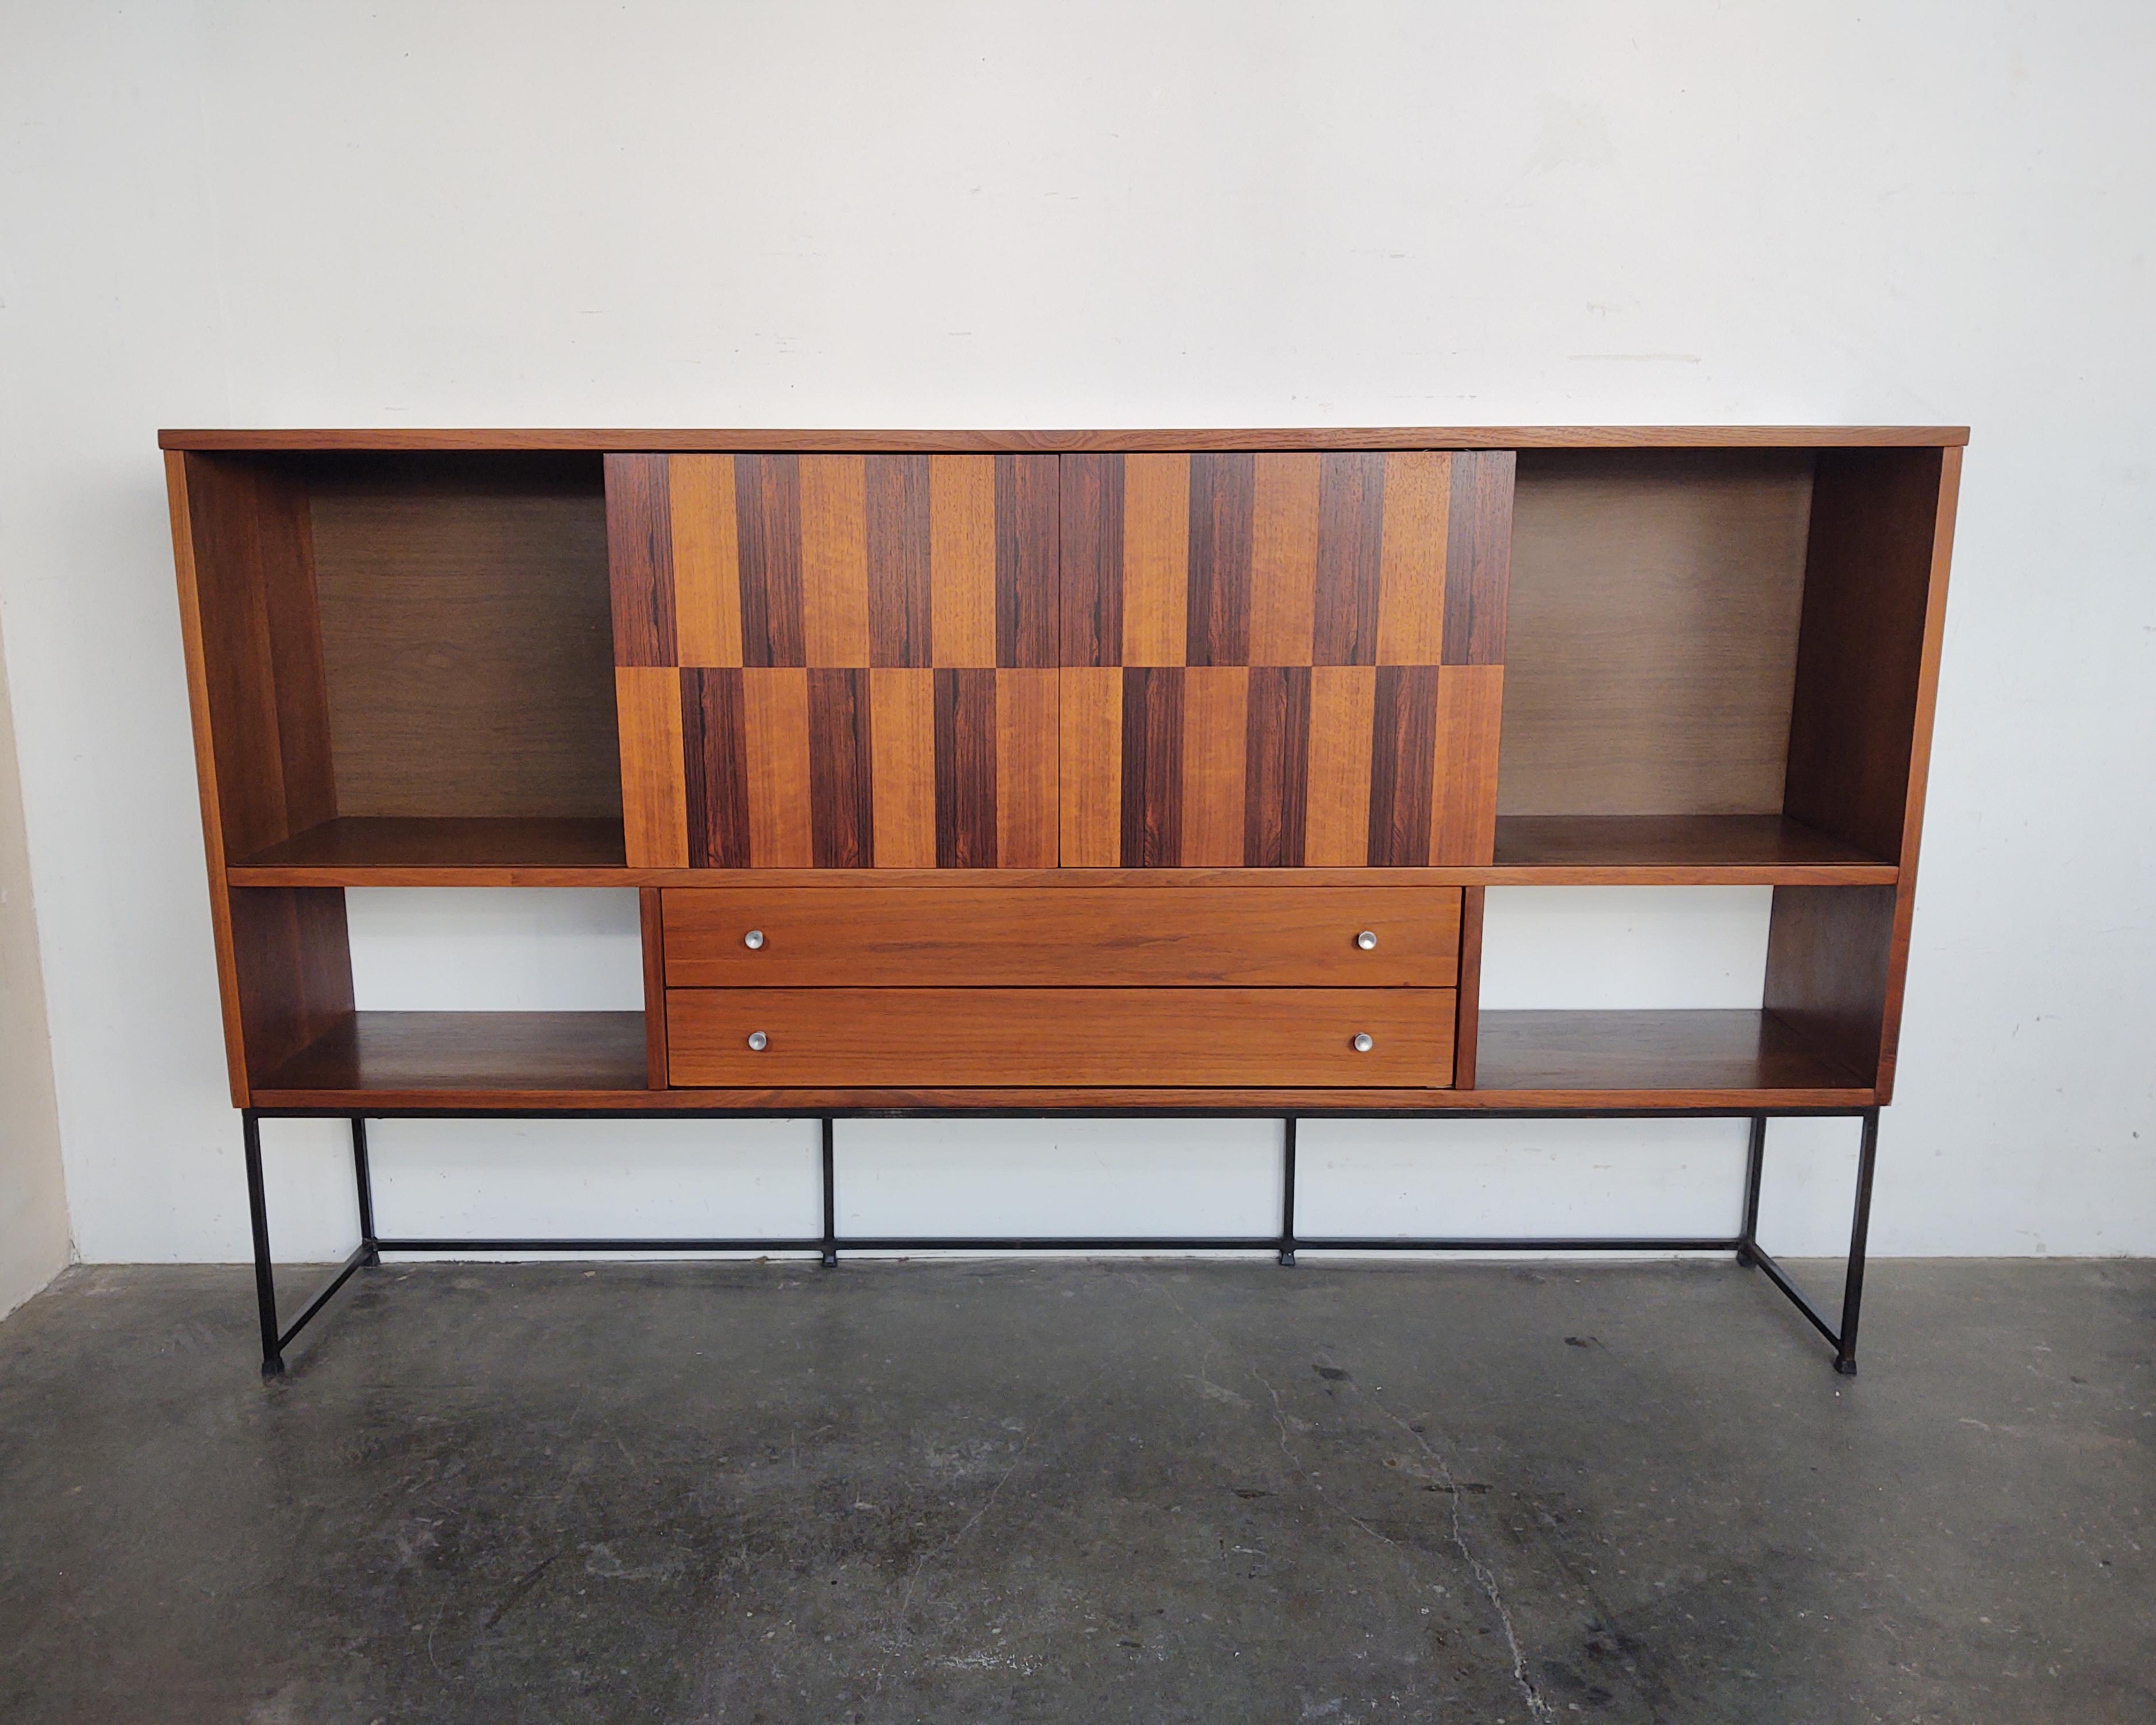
<box><xmin>1376</xmin><ymin>452</ymin><xmax>1447</xmax><ymax>664</ymax></box>
<box><xmin>1121</xmin><ymin>455</ymin><xmax>1189</xmax><ymax>665</ymax></box>
<box><xmin>742</xmin><ymin>668</ymin><xmax>812</xmax><ymax>865</ymax></box>
<box><xmin>1058</xmin><ymin>454</ymin><xmax>1123</xmax><ymax>669</ymax></box>
<box><xmin>866</xmin><ymin>454</ymin><xmax>933</xmax><ymax>667</ymax></box>
<box><xmin>1248</xmin><ymin>454</ymin><xmax>1320</xmax><ymax>666</ymax></box>
<box><xmin>1305</xmin><ymin>665</ymin><xmax>1375</xmax><ymax>865</ymax></box>
<box><xmin>995</xmin><ymin>669</ymin><xmax>1060</xmax><ymax>867</ymax></box>
<box><xmin>935</xmin><ymin>667</ymin><xmax>998</xmax><ymax>868</ymax></box>
<box><xmin>1242</xmin><ymin>664</ymin><xmax>1311</xmax><ymax>867</ymax></box>
<box><xmin>1185</xmin><ymin>452</ymin><xmax>1255</xmax><ymax>666</ymax></box>
<box><xmin>1313</xmin><ymin>453</ymin><xmax>1384</xmax><ymax>665</ymax></box>
<box><xmin>1443</xmin><ymin>451</ymin><xmax>1514</xmax><ymax>665</ymax></box>
<box><xmin>869</xmin><ymin>668</ymin><xmax>936</xmax><ymax>867</ymax></box>
<box><xmin>807</xmin><ymin>666</ymin><xmax>874</xmax><ymax>868</ymax></box>
<box><xmin>680</xmin><ymin>666</ymin><xmax>750</xmax><ymax>868</ymax></box>
<box><xmin>605</xmin><ymin>454</ymin><xmax>676</xmax><ymax>666</ymax></box>
<box><xmin>1368</xmin><ymin>664</ymin><xmax>1438</xmax><ymax>867</ymax></box>
<box><xmin>994</xmin><ymin>454</ymin><xmax>1058</xmax><ymax>668</ymax></box>
<box><xmin>1120</xmin><ymin>666</ymin><xmax>1184</xmax><ymax>866</ymax></box>
<box><xmin>800</xmin><ymin>456</ymin><xmax>870</xmax><ymax>666</ymax></box>
<box><xmin>930</xmin><ymin>455</ymin><xmax>998</xmax><ymax>667</ymax></box>
<box><xmin>1432</xmin><ymin>665</ymin><xmax>1503</xmax><ymax>865</ymax></box>
<box><xmin>735</xmin><ymin>454</ymin><xmax>805</xmax><ymax>668</ymax></box>
<box><xmin>669</xmin><ymin>455</ymin><xmax>742</xmax><ymax>666</ymax></box>
<box><xmin>1179</xmin><ymin>665</ymin><xmax>1249</xmax><ymax>866</ymax></box>
<box><xmin>615</xmin><ymin>666</ymin><xmax>689</xmax><ymax>867</ymax></box>
<box><xmin>1058</xmin><ymin>668</ymin><xmax>1123</xmax><ymax>867</ymax></box>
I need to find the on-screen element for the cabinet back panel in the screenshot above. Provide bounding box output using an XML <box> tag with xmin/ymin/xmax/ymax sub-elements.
<box><xmin>308</xmin><ymin>456</ymin><xmax>621</xmax><ymax>818</ymax></box>
<box><xmin>1499</xmin><ymin>450</ymin><xmax>1813</xmax><ymax>816</ymax></box>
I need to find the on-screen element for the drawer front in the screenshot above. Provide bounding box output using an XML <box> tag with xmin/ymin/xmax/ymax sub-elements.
<box><xmin>666</xmin><ymin>987</ymin><xmax>1455</xmax><ymax>1088</ymax></box>
<box><xmin>662</xmin><ymin>888</ymin><xmax>1461</xmax><ymax>988</ymax></box>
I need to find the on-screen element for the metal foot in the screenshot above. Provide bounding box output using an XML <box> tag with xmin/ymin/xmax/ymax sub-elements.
<box><xmin>1741</xmin><ymin>1108</ymin><xmax>1880</xmax><ymax>1374</ymax></box>
<box><xmin>820</xmin><ymin>1119</ymin><xmax>839</xmax><ymax>1267</ymax></box>
<box><xmin>243</xmin><ymin>1110</ymin><xmax>285</xmax><ymax>1376</ymax></box>
<box><xmin>1277</xmin><ymin>1118</ymin><xmax>1298</xmax><ymax>1267</ymax></box>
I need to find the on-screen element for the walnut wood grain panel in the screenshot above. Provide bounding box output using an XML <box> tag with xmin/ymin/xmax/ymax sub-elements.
<box><xmin>168</xmin><ymin>427</ymin><xmax>1971</xmax><ymax>454</ymax></box>
<box><xmin>640</xmin><ymin>888</ymin><xmax>668</xmax><ymax>1088</ymax></box>
<box><xmin>1313</xmin><ymin>454</ymin><xmax>1386</xmax><ymax>666</ymax></box>
<box><xmin>934</xmin><ymin>668</ymin><xmax>998</xmax><ymax>868</ymax></box>
<box><xmin>680</xmin><ymin>666</ymin><xmax>749</xmax><ymax>868</ymax></box>
<box><xmin>799</xmin><ymin>456</ymin><xmax>872</xmax><ymax>666</ymax></box>
<box><xmin>1499</xmin><ymin>450</ymin><xmax>1812</xmax><ymax>816</ymax></box>
<box><xmin>258</xmin><ymin>1011</ymin><xmax>651</xmax><ymax>1095</ymax></box>
<box><xmin>1242</xmin><ymin>665</ymin><xmax>1311</xmax><ymax>867</ymax></box>
<box><xmin>1367</xmin><ymin>665</ymin><xmax>1437</xmax><ymax>868</ymax></box>
<box><xmin>806</xmin><ymin>667</ymin><xmax>874</xmax><ymax>868</ymax></box>
<box><xmin>994</xmin><ymin>669</ymin><xmax>1060</xmax><ymax>868</ymax></box>
<box><xmin>1474</xmin><ymin>1009</ymin><xmax>1869</xmax><ymax>1093</ymax></box>
<box><xmin>929</xmin><ymin>455</ymin><xmax>998</xmax><ymax>667</ymax></box>
<box><xmin>178</xmin><ymin>454</ymin><xmax>337</xmax><ymax>860</ymax></box>
<box><xmin>1762</xmin><ymin>885</ymin><xmax>1895</xmax><ymax>1092</ymax></box>
<box><xmin>313</xmin><ymin>456</ymin><xmax>619</xmax><ymax>818</ymax></box>
<box><xmin>735</xmin><ymin>454</ymin><xmax>807</xmax><ymax>668</ymax></box>
<box><xmin>742</xmin><ymin>669</ymin><xmax>813</xmax><ymax>867</ymax></box>
<box><xmin>1121</xmin><ymin>455</ymin><xmax>1190</xmax><ymax>666</ymax></box>
<box><xmin>1059</xmin><ymin>668</ymin><xmax>1123</xmax><ymax>867</ymax></box>
<box><xmin>1443</xmin><ymin>452</ymin><xmax>1514</xmax><ymax>665</ymax></box>
<box><xmin>869</xmin><ymin>668</ymin><xmax>937</xmax><ymax>868</ymax></box>
<box><xmin>667</xmin><ymin>455</ymin><xmax>742</xmax><ymax>666</ymax></box>
<box><xmin>667</xmin><ymin>987</ymin><xmax>1456</xmax><ymax>1088</ymax></box>
<box><xmin>1375</xmin><ymin>451</ymin><xmax>1447</xmax><ymax>664</ymax></box>
<box><xmin>1431</xmin><ymin>665</ymin><xmax>1503</xmax><ymax>866</ymax></box>
<box><xmin>1453</xmin><ymin>885</ymin><xmax>1485</xmax><ymax>1090</ymax></box>
<box><xmin>1248</xmin><ymin>453</ymin><xmax>1321</xmax><ymax>665</ymax></box>
<box><xmin>228</xmin><ymin>886</ymin><xmax>355</xmax><ymax>1090</ymax></box>
<box><xmin>616</xmin><ymin>667</ymin><xmax>689</xmax><ymax>868</ymax></box>
<box><xmin>994</xmin><ymin>454</ymin><xmax>1059</xmax><ymax>668</ymax></box>
<box><xmin>866</xmin><ymin>454</ymin><xmax>933</xmax><ymax>666</ymax></box>
<box><xmin>230</xmin><ymin>816</ymin><xmax>628</xmax><ymax>872</ymax></box>
<box><xmin>605</xmin><ymin>454</ymin><xmax>675</xmax><ymax>666</ymax></box>
<box><xmin>1059</xmin><ymin>454</ymin><xmax>1124</xmax><ymax>668</ymax></box>
<box><xmin>1186</xmin><ymin>453</ymin><xmax>1255</xmax><ymax>666</ymax></box>
<box><xmin>1179</xmin><ymin>667</ymin><xmax>1249</xmax><ymax>866</ymax></box>
<box><xmin>661</xmin><ymin>887</ymin><xmax>1461</xmax><ymax>987</ymax></box>
<box><xmin>1492</xmin><ymin>814</ymin><xmax>1894</xmax><ymax>875</ymax></box>
<box><xmin>1304</xmin><ymin>666</ymin><xmax>1375</xmax><ymax>866</ymax></box>
<box><xmin>1119</xmin><ymin>666</ymin><xmax>1183</xmax><ymax>867</ymax></box>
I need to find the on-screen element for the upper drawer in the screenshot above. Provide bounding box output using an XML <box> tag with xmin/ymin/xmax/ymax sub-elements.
<box><xmin>661</xmin><ymin>887</ymin><xmax>1461</xmax><ymax>988</ymax></box>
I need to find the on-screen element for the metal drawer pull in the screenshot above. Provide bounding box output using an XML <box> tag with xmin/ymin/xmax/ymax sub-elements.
<box><xmin>747</xmin><ymin>1030</ymin><xmax>768</xmax><ymax>1051</ymax></box>
<box><xmin>1352</xmin><ymin>1033</ymin><xmax>1375</xmax><ymax>1053</ymax></box>
<box><xmin>1356</xmin><ymin>930</ymin><xmax>1378</xmax><ymax>950</ymax></box>
<box><xmin>743</xmin><ymin>929</ymin><xmax>766</xmax><ymax>949</ymax></box>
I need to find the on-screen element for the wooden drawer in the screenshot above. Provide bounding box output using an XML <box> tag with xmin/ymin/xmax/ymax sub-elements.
<box><xmin>666</xmin><ymin>987</ymin><xmax>1455</xmax><ymax>1088</ymax></box>
<box><xmin>661</xmin><ymin>888</ymin><xmax>1461</xmax><ymax>988</ymax></box>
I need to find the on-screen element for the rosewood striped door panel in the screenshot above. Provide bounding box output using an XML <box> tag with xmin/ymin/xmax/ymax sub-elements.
<box><xmin>1057</xmin><ymin>451</ymin><xmax>1513</xmax><ymax>867</ymax></box>
<box><xmin>608</xmin><ymin>454</ymin><xmax>1058</xmax><ymax>867</ymax></box>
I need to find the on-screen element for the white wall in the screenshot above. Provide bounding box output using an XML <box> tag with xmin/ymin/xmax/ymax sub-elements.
<box><xmin>0</xmin><ymin>1</ymin><xmax>2149</xmax><ymax>1264</ymax></box>
<box><xmin>0</xmin><ymin>622</ymin><xmax>72</xmax><ymax>1312</ymax></box>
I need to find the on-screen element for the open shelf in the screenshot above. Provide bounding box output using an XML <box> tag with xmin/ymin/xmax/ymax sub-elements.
<box><xmin>1474</xmin><ymin>1010</ymin><xmax>1872</xmax><ymax>1101</ymax></box>
<box><xmin>253</xmin><ymin>1011</ymin><xmax>651</xmax><ymax>1102</ymax></box>
<box><xmin>231</xmin><ymin>816</ymin><xmax>627</xmax><ymax>881</ymax></box>
<box><xmin>1490</xmin><ymin>815</ymin><xmax>1894</xmax><ymax>883</ymax></box>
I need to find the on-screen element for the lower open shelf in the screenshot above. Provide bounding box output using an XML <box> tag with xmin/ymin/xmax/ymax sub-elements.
<box><xmin>247</xmin><ymin>1009</ymin><xmax>1872</xmax><ymax>1113</ymax></box>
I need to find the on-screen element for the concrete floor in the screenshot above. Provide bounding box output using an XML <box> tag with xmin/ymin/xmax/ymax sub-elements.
<box><xmin>0</xmin><ymin>1259</ymin><xmax>2149</xmax><ymax>1723</ymax></box>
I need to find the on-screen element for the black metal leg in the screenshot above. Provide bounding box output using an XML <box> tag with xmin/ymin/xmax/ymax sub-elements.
<box><xmin>1834</xmin><ymin>1108</ymin><xmax>1881</xmax><ymax>1376</ymax></box>
<box><xmin>820</xmin><ymin>1118</ymin><xmax>838</xmax><ymax>1267</ymax></box>
<box><xmin>352</xmin><ymin>1118</ymin><xmax>380</xmax><ymax>1267</ymax></box>
<box><xmin>242</xmin><ymin>1110</ymin><xmax>284</xmax><ymax>1378</ymax></box>
<box><xmin>1736</xmin><ymin>1113</ymin><xmax>1766</xmax><ymax>1266</ymax></box>
<box><xmin>1278</xmin><ymin>1117</ymin><xmax>1298</xmax><ymax>1266</ymax></box>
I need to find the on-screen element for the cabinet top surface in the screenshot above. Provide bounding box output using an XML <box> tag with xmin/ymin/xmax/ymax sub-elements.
<box><xmin>159</xmin><ymin>425</ymin><xmax>1970</xmax><ymax>453</ymax></box>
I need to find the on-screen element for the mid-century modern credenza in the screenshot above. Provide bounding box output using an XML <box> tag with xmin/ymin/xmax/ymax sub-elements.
<box><xmin>161</xmin><ymin>427</ymin><xmax>1963</xmax><ymax>1375</ymax></box>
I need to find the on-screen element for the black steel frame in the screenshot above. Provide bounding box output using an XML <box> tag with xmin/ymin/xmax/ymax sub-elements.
<box><xmin>239</xmin><ymin>1105</ymin><xmax>1881</xmax><ymax>1379</ymax></box>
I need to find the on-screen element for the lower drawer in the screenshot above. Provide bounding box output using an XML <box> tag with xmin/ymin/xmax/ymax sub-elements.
<box><xmin>666</xmin><ymin>987</ymin><xmax>1456</xmax><ymax>1088</ymax></box>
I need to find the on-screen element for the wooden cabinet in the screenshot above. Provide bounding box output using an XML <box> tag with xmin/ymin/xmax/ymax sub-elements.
<box><xmin>163</xmin><ymin>426</ymin><xmax>1962</xmax><ymax>1113</ymax></box>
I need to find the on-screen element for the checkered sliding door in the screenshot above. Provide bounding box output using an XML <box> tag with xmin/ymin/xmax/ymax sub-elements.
<box><xmin>608</xmin><ymin>453</ymin><xmax>1060</xmax><ymax>868</ymax></box>
<box><xmin>1057</xmin><ymin>451</ymin><xmax>1513</xmax><ymax>867</ymax></box>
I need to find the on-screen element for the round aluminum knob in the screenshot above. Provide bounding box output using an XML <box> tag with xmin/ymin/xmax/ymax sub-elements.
<box><xmin>1356</xmin><ymin>930</ymin><xmax>1378</xmax><ymax>950</ymax></box>
<box><xmin>743</xmin><ymin>929</ymin><xmax>766</xmax><ymax>949</ymax></box>
<box><xmin>1352</xmin><ymin>1033</ymin><xmax>1375</xmax><ymax>1053</ymax></box>
<box><xmin>746</xmin><ymin>1030</ymin><xmax>768</xmax><ymax>1051</ymax></box>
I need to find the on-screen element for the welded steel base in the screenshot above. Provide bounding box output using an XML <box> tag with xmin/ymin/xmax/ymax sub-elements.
<box><xmin>240</xmin><ymin>1107</ymin><xmax>1882</xmax><ymax>1378</ymax></box>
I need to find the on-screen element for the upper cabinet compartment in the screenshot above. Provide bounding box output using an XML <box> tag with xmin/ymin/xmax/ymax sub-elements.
<box><xmin>175</xmin><ymin>451</ymin><xmax>623</xmax><ymax>871</ymax></box>
<box><xmin>607</xmin><ymin>453</ymin><xmax>1061</xmax><ymax>869</ymax></box>
<box><xmin>1057</xmin><ymin>451</ymin><xmax>1514</xmax><ymax>868</ymax></box>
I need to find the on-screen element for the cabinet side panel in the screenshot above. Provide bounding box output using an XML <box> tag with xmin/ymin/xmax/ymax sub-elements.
<box><xmin>1453</xmin><ymin>885</ymin><xmax>1486</xmax><ymax>1088</ymax></box>
<box><xmin>227</xmin><ymin>887</ymin><xmax>354</xmax><ymax>1087</ymax></box>
<box><xmin>1782</xmin><ymin>448</ymin><xmax>1946</xmax><ymax>862</ymax></box>
<box><xmin>1763</xmin><ymin>884</ymin><xmax>1896</xmax><ymax>1090</ymax></box>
